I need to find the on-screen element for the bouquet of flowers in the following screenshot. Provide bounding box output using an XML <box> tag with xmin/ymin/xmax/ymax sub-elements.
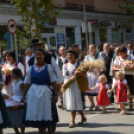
<box><xmin>61</xmin><ymin>59</ymin><xmax>105</xmax><ymax>93</ymax></box>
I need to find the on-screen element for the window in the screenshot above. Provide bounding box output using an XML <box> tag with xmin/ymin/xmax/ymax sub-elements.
<box><xmin>100</xmin><ymin>28</ymin><xmax>107</xmax><ymax>44</ymax></box>
<box><xmin>41</xmin><ymin>27</ymin><xmax>54</xmax><ymax>33</ymax></box>
<box><xmin>66</xmin><ymin>27</ymin><xmax>75</xmax><ymax>48</ymax></box>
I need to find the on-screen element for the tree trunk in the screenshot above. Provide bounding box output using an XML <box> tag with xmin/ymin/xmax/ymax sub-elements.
<box><xmin>30</xmin><ymin>0</ymin><xmax>42</xmax><ymax>40</ymax></box>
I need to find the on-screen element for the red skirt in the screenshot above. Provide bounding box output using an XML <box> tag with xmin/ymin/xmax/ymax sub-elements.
<box><xmin>116</xmin><ymin>88</ymin><xmax>127</xmax><ymax>103</ymax></box>
<box><xmin>97</xmin><ymin>90</ymin><xmax>110</xmax><ymax>106</ymax></box>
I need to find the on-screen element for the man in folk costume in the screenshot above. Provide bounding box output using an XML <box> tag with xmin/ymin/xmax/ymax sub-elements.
<box><xmin>56</xmin><ymin>46</ymin><xmax>67</xmax><ymax>108</ymax></box>
<box><xmin>84</xmin><ymin>44</ymin><xmax>103</xmax><ymax>111</ymax></box>
<box><xmin>100</xmin><ymin>43</ymin><xmax>114</xmax><ymax>103</ymax></box>
<box><xmin>27</xmin><ymin>39</ymin><xmax>64</xmax><ymax>132</ymax></box>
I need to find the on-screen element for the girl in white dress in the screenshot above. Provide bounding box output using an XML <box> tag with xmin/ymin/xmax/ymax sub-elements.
<box><xmin>9</xmin><ymin>68</ymin><xmax>25</xmax><ymax>134</ymax></box>
<box><xmin>1</xmin><ymin>51</ymin><xmax>24</xmax><ymax>99</ymax></box>
<box><xmin>63</xmin><ymin>50</ymin><xmax>86</xmax><ymax>128</ymax></box>
<box><xmin>84</xmin><ymin>44</ymin><xmax>103</xmax><ymax>111</ymax></box>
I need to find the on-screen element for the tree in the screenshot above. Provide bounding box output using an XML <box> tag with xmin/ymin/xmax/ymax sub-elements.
<box><xmin>12</xmin><ymin>0</ymin><xmax>60</xmax><ymax>40</ymax></box>
<box><xmin>119</xmin><ymin>2</ymin><xmax>134</xmax><ymax>22</ymax></box>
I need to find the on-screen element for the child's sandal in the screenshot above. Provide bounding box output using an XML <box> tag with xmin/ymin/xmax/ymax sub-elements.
<box><xmin>120</xmin><ymin>110</ymin><xmax>126</xmax><ymax>115</ymax></box>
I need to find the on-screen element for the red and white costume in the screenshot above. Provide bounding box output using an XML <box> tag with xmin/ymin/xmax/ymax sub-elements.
<box><xmin>115</xmin><ymin>79</ymin><xmax>127</xmax><ymax>103</ymax></box>
<box><xmin>96</xmin><ymin>83</ymin><xmax>110</xmax><ymax>106</ymax></box>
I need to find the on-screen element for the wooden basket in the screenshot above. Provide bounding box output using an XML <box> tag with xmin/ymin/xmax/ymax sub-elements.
<box><xmin>7</xmin><ymin>105</ymin><xmax>25</xmax><ymax>110</ymax></box>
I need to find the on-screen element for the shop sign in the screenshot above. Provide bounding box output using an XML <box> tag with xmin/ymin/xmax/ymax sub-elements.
<box><xmin>56</xmin><ymin>33</ymin><xmax>65</xmax><ymax>49</ymax></box>
<box><xmin>87</xmin><ymin>20</ymin><xmax>98</xmax><ymax>25</ymax></box>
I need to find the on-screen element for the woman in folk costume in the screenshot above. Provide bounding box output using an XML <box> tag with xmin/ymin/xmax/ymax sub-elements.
<box><xmin>113</xmin><ymin>46</ymin><xmax>134</xmax><ymax>110</ymax></box>
<box><xmin>84</xmin><ymin>44</ymin><xmax>103</xmax><ymax>111</ymax></box>
<box><xmin>0</xmin><ymin>70</ymin><xmax>12</xmax><ymax>134</ymax></box>
<box><xmin>63</xmin><ymin>50</ymin><xmax>87</xmax><ymax>128</ymax></box>
<box><xmin>21</xmin><ymin>48</ymin><xmax>58</xmax><ymax>134</ymax></box>
<box><xmin>1</xmin><ymin>51</ymin><xmax>24</xmax><ymax>99</ymax></box>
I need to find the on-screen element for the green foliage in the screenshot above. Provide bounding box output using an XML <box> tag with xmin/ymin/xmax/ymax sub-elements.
<box><xmin>12</xmin><ymin>0</ymin><xmax>60</xmax><ymax>39</ymax></box>
<box><xmin>119</xmin><ymin>2</ymin><xmax>134</xmax><ymax>22</ymax></box>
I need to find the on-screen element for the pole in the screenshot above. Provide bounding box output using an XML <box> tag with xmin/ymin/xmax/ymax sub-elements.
<box><xmin>10</xmin><ymin>34</ymin><xmax>13</xmax><ymax>50</ymax></box>
<box><xmin>14</xmin><ymin>33</ymin><xmax>18</xmax><ymax>61</ymax></box>
<box><xmin>0</xmin><ymin>40</ymin><xmax>1</xmax><ymax>58</ymax></box>
<box><xmin>83</xmin><ymin>0</ymin><xmax>88</xmax><ymax>50</ymax></box>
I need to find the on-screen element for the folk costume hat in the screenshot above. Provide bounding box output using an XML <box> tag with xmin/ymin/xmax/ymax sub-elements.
<box><xmin>31</xmin><ymin>39</ymin><xmax>43</xmax><ymax>46</ymax></box>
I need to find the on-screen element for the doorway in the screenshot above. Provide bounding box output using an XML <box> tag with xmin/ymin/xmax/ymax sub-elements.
<box><xmin>42</xmin><ymin>36</ymin><xmax>56</xmax><ymax>52</ymax></box>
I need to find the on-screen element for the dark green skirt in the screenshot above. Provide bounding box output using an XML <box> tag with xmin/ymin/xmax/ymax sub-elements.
<box><xmin>0</xmin><ymin>92</ymin><xmax>12</xmax><ymax>129</ymax></box>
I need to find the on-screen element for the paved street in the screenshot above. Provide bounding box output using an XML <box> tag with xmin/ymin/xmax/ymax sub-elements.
<box><xmin>4</xmin><ymin>97</ymin><xmax>134</xmax><ymax>134</ymax></box>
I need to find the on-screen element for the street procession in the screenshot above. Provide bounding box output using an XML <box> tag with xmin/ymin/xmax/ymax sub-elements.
<box><xmin>1</xmin><ymin>0</ymin><xmax>134</xmax><ymax>134</ymax></box>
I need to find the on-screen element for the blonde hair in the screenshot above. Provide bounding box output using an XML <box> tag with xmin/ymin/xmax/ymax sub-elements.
<box><xmin>115</xmin><ymin>71</ymin><xmax>124</xmax><ymax>79</ymax></box>
<box><xmin>98</xmin><ymin>75</ymin><xmax>107</xmax><ymax>83</ymax></box>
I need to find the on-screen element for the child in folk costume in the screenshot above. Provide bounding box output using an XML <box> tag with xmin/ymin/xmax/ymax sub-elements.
<box><xmin>84</xmin><ymin>44</ymin><xmax>103</xmax><ymax>111</ymax></box>
<box><xmin>0</xmin><ymin>70</ymin><xmax>11</xmax><ymax>134</ymax></box>
<box><xmin>8</xmin><ymin>68</ymin><xmax>25</xmax><ymax>134</ymax></box>
<box><xmin>63</xmin><ymin>50</ymin><xmax>86</xmax><ymax>128</ymax></box>
<box><xmin>108</xmin><ymin>71</ymin><xmax>130</xmax><ymax>115</ymax></box>
<box><xmin>89</xmin><ymin>75</ymin><xmax>110</xmax><ymax>113</ymax></box>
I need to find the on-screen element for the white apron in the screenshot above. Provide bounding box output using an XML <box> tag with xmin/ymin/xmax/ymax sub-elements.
<box><xmin>25</xmin><ymin>84</ymin><xmax>52</xmax><ymax>121</ymax></box>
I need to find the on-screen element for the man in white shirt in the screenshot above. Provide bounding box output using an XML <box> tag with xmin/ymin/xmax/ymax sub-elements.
<box><xmin>57</xmin><ymin>46</ymin><xmax>67</xmax><ymax>108</ymax></box>
<box><xmin>25</xmin><ymin>47</ymin><xmax>34</xmax><ymax>73</ymax></box>
<box><xmin>57</xmin><ymin>46</ymin><xmax>67</xmax><ymax>71</ymax></box>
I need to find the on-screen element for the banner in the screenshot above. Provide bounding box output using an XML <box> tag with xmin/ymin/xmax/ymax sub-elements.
<box><xmin>56</xmin><ymin>33</ymin><xmax>65</xmax><ymax>49</ymax></box>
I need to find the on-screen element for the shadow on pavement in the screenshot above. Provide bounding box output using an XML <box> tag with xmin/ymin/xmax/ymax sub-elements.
<box><xmin>56</xmin><ymin>131</ymin><xmax>122</xmax><ymax>134</ymax></box>
<box><xmin>57</xmin><ymin>122</ymin><xmax>134</xmax><ymax>128</ymax></box>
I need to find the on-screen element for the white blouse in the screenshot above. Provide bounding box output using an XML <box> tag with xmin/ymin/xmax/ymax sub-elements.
<box><xmin>114</xmin><ymin>56</ymin><xmax>134</xmax><ymax>67</ymax></box>
<box><xmin>63</xmin><ymin>61</ymin><xmax>77</xmax><ymax>76</ymax></box>
<box><xmin>84</xmin><ymin>54</ymin><xmax>103</xmax><ymax>62</ymax></box>
<box><xmin>114</xmin><ymin>79</ymin><xmax>127</xmax><ymax>86</ymax></box>
<box><xmin>24</xmin><ymin>64</ymin><xmax>56</xmax><ymax>84</ymax></box>
<box><xmin>2</xmin><ymin>62</ymin><xmax>25</xmax><ymax>76</ymax></box>
<box><xmin>96</xmin><ymin>83</ymin><xmax>109</xmax><ymax>89</ymax></box>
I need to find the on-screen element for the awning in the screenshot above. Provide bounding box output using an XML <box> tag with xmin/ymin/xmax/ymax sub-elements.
<box><xmin>100</xmin><ymin>20</ymin><xmax>112</xmax><ymax>26</ymax></box>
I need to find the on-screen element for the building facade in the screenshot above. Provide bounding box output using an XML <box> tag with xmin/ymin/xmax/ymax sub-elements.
<box><xmin>0</xmin><ymin>0</ymin><xmax>133</xmax><ymax>51</ymax></box>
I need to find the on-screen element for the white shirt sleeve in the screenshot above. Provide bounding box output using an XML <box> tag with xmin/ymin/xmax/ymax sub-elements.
<box><xmin>18</xmin><ymin>62</ymin><xmax>25</xmax><ymax>76</ymax></box>
<box><xmin>95</xmin><ymin>83</ymin><xmax>99</xmax><ymax>88</ymax></box>
<box><xmin>51</xmin><ymin>57</ymin><xmax>64</xmax><ymax>84</ymax></box>
<box><xmin>98</xmin><ymin>54</ymin><xmax>104</xmax><ymax>61</ymax></box>
<box><xmin>24</xmin><ymin>67</ymin><xmax>32</xmax><ymax>84</ymax></box>
<box><xmin>123</xmin><ymin>79</ymin><xmax>127</xmax><ymax>84</ymax></box>
<box><xmin>84</xmin><ymin>56</ymin><xmax>88</xmax><ymax>61</ymax></box>
<box><xmin>105</xmin><ymin>84</ymin><xmax>109</xmax><ymax>89</ymax></box>
<box><xmin>113</xmin><ymin>57</ymin><xmax>119</xmax><ymax>66</ymax></box>
<box><xmin>47</xmin><ymin>64</ymin><xmax>56</xmax><ymax>83</ymax></box>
